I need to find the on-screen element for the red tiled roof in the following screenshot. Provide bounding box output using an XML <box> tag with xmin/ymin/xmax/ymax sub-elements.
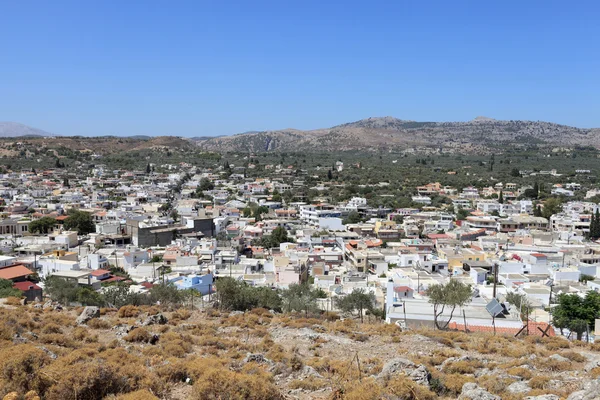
<box><xmin>91</xmin><ymin>269</ymin><xmax>111</xmax><ymax>276</ymax></box>
<box><xmin>55</xmin><ymin>215</ymin><xmax>69</xmax><ymax>221</ymax></box>
<box><xmin>531</xmin><ymin>253</ymin><xmax>547</xmax><ymax>258</ymax></box>
<box><xmin>13</xmin><ymin>281</ymin><xmax>41</xmax><ymax>291</ymax></box>
<box><xmin>0</xmin><ymin>265</ymin><xmax>33</xmax><ymax>280</ymax></box>
<box><xmin>393</xmin><ymin>286</ymin><xmax>414</xmax><ymax>292</ymax></box>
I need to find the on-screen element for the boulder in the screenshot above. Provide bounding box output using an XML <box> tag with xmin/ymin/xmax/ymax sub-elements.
<box><xmin>378</xmin><ymin>357</ymin><xmax>430</xmax><ymax>386</ymax></box>
<box><xmin>112</xmin><ymin>324</ymin><xmax>135</xmax><ymax>338</ymax></box>
<box><xmin>141</xmin><ymin>313</ymin><xmax>168</xmax><ymax>326</ymax></box>
<box><xmin>458</xmin><ymin>382</ymin><xmax>501</xmax><ymax>400</ymax></box>
<box><xmin>549</xmin><ymin>354</ymin><xmax>570</xmax><ymax>363</ymax></box>
<box><xmin>525</xmin><ymin>396</ymin><xmax>560</xmax><ymax>400</ymax></box>
<box><xmin>507</xmin><ymin>381</ymin><xmax>531</xmax><ymax>394</ymax></box>
<box><xmin>244</xmin><ymin>353</ymin><xmax>271</xmax><ymax>364</ymax></box>
<box><xmin>584</xmin><ymin>359</ymin><xmax>600</xmax><ymax>372</ymax></box>
<box><xmin>76</xmin><ymin>306</ymin><xmax>100</xmax><ymax>325</ymax></box>
<box><xmin>566</xmin><ymin>378</ymin><xmax>600</xmax><ymax>400</ymax></box>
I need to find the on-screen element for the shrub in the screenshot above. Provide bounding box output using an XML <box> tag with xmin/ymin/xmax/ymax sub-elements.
<box><xmin>506</xmin><ymin>367</ymin><xmax>533</xmax><ymax>380</ymax></box>
<box><xmin>560</xmin><ymin>350</ymin><xmax>586</xmax><ymax>363</ymax></box>
<box><xmin>5</xmin><ymin>296</ymin><xmax>22</xmax><ymax>306</ymax></box>
<box><xmin>117</xmin><ymin>305</ymin><xmax>140</xmax><ymax>318</ymax></box>
<box><xmin>123</xmin><ymin>328</ymin><xmax>153</xmax><ymax>343</ymax></box>
<box><xmin>439</xmin><ymin>373</ymin><xmax>474</xmax><ymax>396</ymax></box>
<box><xmin>114</xmin><ymin>390</ymin><xmax>160</xmax><ymax>400</ymax></box>
<box><xmin>41</xmin><ymin>323</ymin><xmax>63</xmax><ymax>334</ymax></box>
<box><xmin>386</xmin><ymin>375</ymin><xmax>437</xmax><ymax>399</ymax></box>
<box><xmin>87</xmin><ymin>318</ymin><xmax>112</xmax><ymax>329</ymax></box>
<box><xmin>288</xmin><ymin>377</ymin><xmax>326</xmax><ymax>391</ymax></box>
<box><xmin>0</xmin><ymin>344</ymin><xmax>51</xmax><ymax>395</ymax></box>
<box><xmin>529</xmin><ymin>376</ymin><xmax>551</xmax><ymax>390</ymax></box>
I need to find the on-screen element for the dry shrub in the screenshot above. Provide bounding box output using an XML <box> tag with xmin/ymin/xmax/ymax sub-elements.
<box><xmin>5</xmin><ymin>297</ymin><xmax>22</xmax><ymax>306</ymax></box>
<box><xmin>250</xmin><ymin>307</ymin><xmax>274</xmax><ymax>318</ymax></box>
<box><xmin>154</xmin><ymin>358</ymin><xmax>188</xmax><ymax>383</ymax></box>
<box><xmin>100</xmin><ymin>307</ymin><xmax>117</xmax><ymax>315</ymax></box>
<box><xmin>437</xmin><ymin>373</ymin><xmax>474</xmax><ymax>396</ymax></box>
<box><xmin>339</xmin><ymin>378</ymin><xmax>382</xmax><ymax>400</ymax></box>
<box><xmin>590</xmin><ymin>342</ymin><xmax>600</xmax><ymax>352</ymax></box>
<box><xmin>529</xmin><ymin>375</ymin><xmax>551</xmax><ymax>390</ymax></box>
<box><xmin>328</xmin><ymin>319</ymin><xmax>355</xmax><ymax>334</ymax></box>
<box><xmin>506</xmin><ymin>367</ymin><xmax>533</xmax><ymax>380</ymax></box>
<box><xmin>590</xmin><ymin>367</ymin><xmax>600</xmax><ymax>378</ymax></box>
<box><xmin>560</xmin><ymin>350</ymin><xmax>586</xmax><ymax>363</ymax></box>
<box><xmin>0</xmin><ymin>344</ymin><xmax>51</xmax><ymax>396</ymax></box>
<box><xmin>189</xmin><ymin>358</ymin><xmax>282</xmax><ymax>400</ymax></box>
<box><xmin>117</xmin><ymin>305</ymin><xmax>140</xmax><ymax>318</ymax></box>
<box><xmin>38</xmin><ymin>333</ymin><xmax>76</xmax><ymax>347</ymax></box>
<box><xmin>289</xmin><ymin>376</ymin><xmax>327</xmax><ymax>391</ymax></box>
<box><xmin>443</xmin><ymin>359</ymin><xmax>484</xmax><ymax>374</ymax></box>
<box><xmin>350</xmin><ymin>332</ymin><xmax>369</xmax><ymax>342</ymax></box>
<box><xmin>41</xmin><ymin>323</ymin><xmax>63</xmax><ymax>334</ymax></box>
<box><xmin>172</xmin><ymin>308</ymin><xmax>192</xmax><ymax>321</ymax></box>
<box><xmin>114</xmin><ymin>389</ymin><xmax>159</xmax><ymax>400</ymax></box>
<box><xmin>534</xmin><ymin>357</ymin><xmax>571</xmax><ymax>372</ymax></box>
<box><xmin>477</xmin><ymin>375</ymin><xmax>516</xmax><ymax>395</ymax></box>
<box><xmin>385</xmin><ymin>375</ymin><xmax>436</xmax><ymax>399</ymax></box>
<box><xmin>123</xmin><ymin>328</ymin><xmax>153</xmax><ymax>343</ymax></box>
<box><xmin>72</xmin><ymin>327</ymin><xmax>98</xmax><ymax>343</ymax></box>
<box><xmin>159</xmin><ymin>332</ymin><xmax>193</xmax><ymax>358</ymax></box>
<box><xmin>24</xmin><ymin>391</ymin><xmax>41</xmax><ymax>400</ymax></box>
<box><xmin>87</xmin><ymin>318</ymin><xmax>112</xmax><ymax>329</ymax></box>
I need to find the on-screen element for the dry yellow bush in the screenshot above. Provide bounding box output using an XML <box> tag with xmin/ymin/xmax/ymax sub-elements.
<box><xmin>117</xmin><ymin>305</ymin><xmax>141</xmax><ymax>318</ymax></box>
<box><xmin>87</xmin><ymin>318</ymin><xmax>112</xmax><ymax>329</ymax></box>
<box><xmin>289</xmin><ymin>376</ymin><xmax>327</xmax><ymax>391</ymax></box>
<box><xmin>41</xmin><ymin>323</ymin><xmax>63</xmax><ymax>334</ymax></box>
<box><xmin>386</xmin><ymin>375</ymin><xmax>436</xmax><ymax>400</ymax></box>
<box><xmin>443</xmin><ymin>359</ymin><xmax>484</xmax><ymax>374</ymax></box>
<box><xmin>529</xmin><ymin>375</ymin><xmax>551</xmax><ymax>390</ymax></box>
<box><xmin>0</xmin><ymin>344</ymin><xmax>51</xmax><ymax>396</ymax></box>
<box><xmin>123</xmin><ymin>328</ymin><xmax>152</xmax><ymax>343</ymax></box>
<box><xmin>5</xmin><ymin>297</ymin><xmax>22</xmax><ymax>306</ymax></box>
<box><xmin>114</xmin><ymin>389</ymin><xmax>159</xmax><ymax>399</ymax></box>
<box><xmin>506</xmin><ymin>366</ymin><xmax>533</xmax><ymax>380</ymax></box>
<box><xmin>560</xmin><ymin>350</ymin><xmax>586</xmax><ymax>363</ymax></box>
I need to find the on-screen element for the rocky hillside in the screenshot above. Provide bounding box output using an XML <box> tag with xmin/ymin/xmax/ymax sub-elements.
<box><xmin>1</xmin><ymin>300</ymin><xmax>599</xmax><ymax>400</ymax></box>
<box><xmin>195</xmin><ymin>117</ymin><xmax>600</xmax><ymax>153</ymax></box>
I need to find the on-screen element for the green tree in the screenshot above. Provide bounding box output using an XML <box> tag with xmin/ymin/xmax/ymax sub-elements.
<box><xmin>0</xmin><ymin>278</ymin><xmax>23</xmax><ymax>298</ymax></box>
<box><xmin>281</xmin><ymin>283</ymin><xmax>321</xmax><ymax>317</ymax></box>
<box><xmin>64</xmin><ymin>210</ymin><xmax>95</xmax><ymax>235</ymax></box>
<box><xmin>425</xmin><ymin>280</ymin><xmax>473</xmax><ymax>330</ymax></box>
<box><xmin>44</xmin><ymin>276</ymin><xmax>80</xmax><ymax>304</ymax></box>
<box><xmin>146</xmin><ymin>163</ymin><xmax>151</xmax><ymax>174</ymax></box>
<box><xmin>198</xmin><ymin>178</ymin><xmax>215</xmax><ymax>191</ymax></box>
<box><xmin>29</xmin><ymin>217</ymin><xmax>57</xmax><ymax>234</ymax></box>
<box><xmin>456</xmin><ymin>207</ymin><xmax>469</xmax><ymax>221</ymax></box>
<box><xmin>553</xmin><ymin>291</ymin><xmax>600</xmax><ymax>340</ymax></box>
<box><xmin>510</xmin><ymin>168</ymin><xmax>520</xmax><ymax>177</ymax></box>
<box><xmin>148</xmin><ymin>283</ymin><xmax>184</xmax><ymax>308</ymax></box>
<box><xmin>343</xmin><ymin>211</ymin><xmax>362</xmax><ymax>225</ymax></box>
<box><xmin>505</xmin><ymin>291</ymin><xmax>531</xmax><ymax>317</ymax></box>
<box><xmin>335</xmin><ymin>288</ymin><xmax>377</xmax><ymax>323</ymax></box>
<box><xmin>541</xmin><ymin>197</ymin><xmax>562</xmax><ymax>219</ymax></box>
<box><xmin>170</xmin><ymin>209</ymin><xmax>179</xmax><ymax>223</ymax></box>
<box><xmin>498</xmin><ymin>190</ymin><xmax>503</xmax><ymax>204</ymax></box>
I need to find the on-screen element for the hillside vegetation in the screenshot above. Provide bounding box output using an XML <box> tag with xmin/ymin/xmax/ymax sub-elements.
<box><xmin>1</xmin><ymin>301</ymin><xmax>599</xmax><ymax>400</ymax></box>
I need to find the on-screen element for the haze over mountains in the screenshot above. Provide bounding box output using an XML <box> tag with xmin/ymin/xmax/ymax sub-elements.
<box><xmin>2</xmin><ymin>117</ymin><xmax>600</xmax><ymax>153</ymax></box>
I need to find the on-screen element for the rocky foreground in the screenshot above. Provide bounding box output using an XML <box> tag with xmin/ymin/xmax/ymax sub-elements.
<box><xmin>1</xmin><ymin>301</ymin><xmax>599</xmax><ymax>399</ymax></box>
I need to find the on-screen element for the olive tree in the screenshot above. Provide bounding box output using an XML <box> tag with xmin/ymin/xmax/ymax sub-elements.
<box><xmin>425</xmin><ymin>280</ymin><xmax>473</xmax><ymax>330</ymax></box>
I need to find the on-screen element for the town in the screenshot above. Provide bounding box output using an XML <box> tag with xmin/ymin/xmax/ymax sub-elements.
<box><xmin>0</xmin><ymin>157</ymin><xmax>598</xmax><ymax>343</ymax></box>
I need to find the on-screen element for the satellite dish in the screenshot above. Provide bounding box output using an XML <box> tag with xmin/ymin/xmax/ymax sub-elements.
<box><xmin>486</xmin><ymin>299</ymin><xmax>504</xmax><ymax>317</ymax></box>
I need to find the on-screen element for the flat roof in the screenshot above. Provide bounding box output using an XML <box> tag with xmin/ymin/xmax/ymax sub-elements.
<box><xmin>51</xmin><ymin>270</ymin><xmax>92</xmax><ymax>278</ymax></box>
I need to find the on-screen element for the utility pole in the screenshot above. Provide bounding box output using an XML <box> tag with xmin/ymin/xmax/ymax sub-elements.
<box><xmin>492</xmin><ymin>262</ymin><xmax>499</xmax><ymax>299</ymax></box>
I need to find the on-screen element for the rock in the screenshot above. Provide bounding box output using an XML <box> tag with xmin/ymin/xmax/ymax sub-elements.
<box><xmin>38</xmin><ymin>346</ymin><xmax>57</xmax><ymax>360</ymax></box>
<box><xmin>550</xmin><ymin>354</ymin><xmax>570</xmax><ymax>363</ymax></box>
<box><xmin>76</xmin><ymin>306</ymin><xmax>100</xmax><ymax>325</ymax></box>
<box><xmin>300</xmin><ymin>365</ymin><xmax>322</xmax><ymax>379</ymax></box>
<box><xmin>20</xmin><ymin>298</ymin><xmax>27</xmax><ymax>306</ymax></box>
<box><xmin>112</xmin><ymin>324</ymin><xmax>135</xmax><ymax>338</ymax></box>
<box><xmin>507</xmin><ymin>381</ymin><xmax>531</xmax><ymax>394</ymax></box>
<box><xmin>244</xmin><ymin>353</ymin><xmax>271</xmax><ymax>364</ymax></box>
<box><xmin>378</xmin><ymin>358</ymin><xmax>430</xmax><ymax>385</ymax></box>
<box><xmin>229</xmin><ymin>311</ymin><xmax>244</xmax><ymax>317</ymax></box>
<box><xmin>42</xmin><ymin>300</ymin><xmax>53</xmax><ymax>309</ymax></box>
<box><xmin>33</xmin><ymin>303</ymin><xmax>42</xmax><ymax>309</ymax></box>
<box><xmin>53</xmin><ymin>304</ymin><xmax>63</xmax><ymax>311</ymax></box>
<box><xmin>584</xmin><ymin>359</ymin><xmax>600</xmax><ymax>372</ymax></box>
<box><xmin>566</xmin><ymin>378</ymin><xmax>600</xmax><ymax>400</ymax></box>
<box><xmin>525</xmin><ymin>395</ymin><xmax>560</xmax><ymax>400</ymax></box>
<box><xmin>12</xmin><ymin>333</ymin><xmax>28</xmax><ymax>344</ymax></box>
<box><xmin>458</xmin><ymin>382</ymin><xmax>501</xmax><ymax>400</ymax></box>
<box><xmin>149</xmin><ymin>334</ymin><xmax>160</xmax><ymax>345</ymax></box>
<box><xmin>141</xmin><ymin>313</ymin><xmax>168</xmax><ymax>326</ymax></box>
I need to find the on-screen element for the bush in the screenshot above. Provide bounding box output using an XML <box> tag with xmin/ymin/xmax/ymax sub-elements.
<box><xmin>117</xmin><ymin>305</ymin><xmax>140</xmax><ymax>318</ymax></box>
<box><xmin>87</xmin><ymin>318</ymin><xmax>112</xmax><ymax>329</ymax></box>
<box><xmin>529</xmin><ymin>376</ymin><xmax>551</xmax><ymax>390</ymax></box>
<box><xmin>0</xmin><ymin>344</ymin><xmax>51</xmax><ymax>395</ymax></box>
<box><xmin>124</xmin><ymin>328</ymin><xmax>153</xmax><ymax>343</ymax></box>
<box><xmin>114</xmin><ymin>390</ymin><xmax>160</xmax><ymax>400</ymax></box>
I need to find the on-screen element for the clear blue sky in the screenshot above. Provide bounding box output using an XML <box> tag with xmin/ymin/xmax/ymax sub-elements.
<box><xmin>1</xmin><ymin>1</ymin><xmax>599</xmax><ymax>136</ymax></box>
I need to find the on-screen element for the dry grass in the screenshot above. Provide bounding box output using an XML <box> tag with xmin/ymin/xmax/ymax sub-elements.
<box><xmin>529</xmin><ymin>375</ymin><xmax>551</xmax><ymax>390</ymax></box>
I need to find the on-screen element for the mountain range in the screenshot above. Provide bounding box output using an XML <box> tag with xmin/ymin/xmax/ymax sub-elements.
<box><xmin>194</xmin><ymin>116</ymin><xmax>600</xmax><ymax>153</ymax></box>
<box><xmin>2</xmin><ymin>117</ymin><xmax>600</xmax><ymax>154</ymax></box>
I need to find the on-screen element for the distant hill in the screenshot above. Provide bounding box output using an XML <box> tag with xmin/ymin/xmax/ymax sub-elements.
<box><xmin>193</xmin><ymin>116</ymin><xmax>600</xmax><ymax>153</ymax></box>
<box><xmin>0</xmin><ymin>122</ymin><xmax>54</xmax><ymax>137</ymax></box>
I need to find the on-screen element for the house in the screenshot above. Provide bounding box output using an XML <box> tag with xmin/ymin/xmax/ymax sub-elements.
<box><xmin>12</xmin><ymin>281</ymin><xmax>43</xmax><ymax>302</ymax></box>
<box><xmin>0</xmin><ymin>265</ymin><xmax>34</xmax><ymax>282</ymax></box>
<box><xmin>171</xmin><ymin>273</ymin><xmax>214</xmax><ymax>295</ymax></box>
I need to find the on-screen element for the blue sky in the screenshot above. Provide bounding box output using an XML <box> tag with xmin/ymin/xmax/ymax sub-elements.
<box><xmin>1</xmin><ymin>1</ymin><xmax>598</xmax><ymax>136</ymax></box>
